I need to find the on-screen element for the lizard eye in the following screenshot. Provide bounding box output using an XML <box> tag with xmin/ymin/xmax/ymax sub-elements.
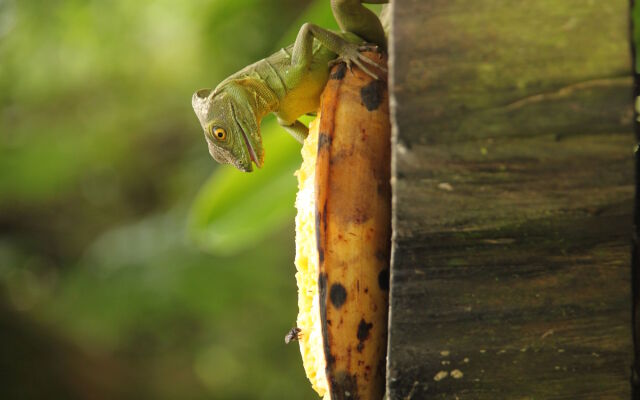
<box><xmin>211</xmin><ymin>126</ymin><xmax>227</xmax><ymax>141</ymax></box>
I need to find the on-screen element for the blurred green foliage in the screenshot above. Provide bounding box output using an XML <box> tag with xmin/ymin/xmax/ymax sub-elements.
<box><xmin>188</xmin><ymin>119</ymin><xmax>301</xmax><ymax>255</ymax></box>
<box><xmin>0</xmin><ymin>0</ymin><xmax>344</xmax><ymax>398</ymax></box>
<box><xmin>635</xmin><ymin>1</ymin><xmax>640</xmax><ymax>74</ymax></box>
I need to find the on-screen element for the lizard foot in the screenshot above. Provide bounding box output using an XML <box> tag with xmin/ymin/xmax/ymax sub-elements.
<box><xmin>328</xmin><ymin>42</ymin><xmax>387</xmax><ymax>80</ymax></box>
<box><xmin>358</xmin><ymin>44</ymin><xmax>383</xmax><ymax>54</ymax></box>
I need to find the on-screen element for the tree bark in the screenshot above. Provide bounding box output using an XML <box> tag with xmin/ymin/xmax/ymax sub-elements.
<box><xmin>387</xmin><ymin>1</ymin><xmax>634</xmax><ymax>398</ymax></box>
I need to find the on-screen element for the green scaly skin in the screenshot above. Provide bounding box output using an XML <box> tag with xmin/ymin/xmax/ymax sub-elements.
<box><xmin>192</xmin><ymin>0</ymin><xmax>388</xmax><ymax>172</ymax></box>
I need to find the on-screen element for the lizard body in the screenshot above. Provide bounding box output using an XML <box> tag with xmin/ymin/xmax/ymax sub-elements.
<box><xmin>192</xmin><ymin>0</ymin><xmax>388</xmax><ymax>172</ymax></box>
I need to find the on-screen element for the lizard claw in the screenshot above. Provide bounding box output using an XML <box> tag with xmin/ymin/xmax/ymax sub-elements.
<box><xmin>356</xmin><ymin>52</ymin><xmax>388</xmax><ymax>73</ymax></box>
<box><xmin>328</xmin><ymin>57</ymin><xmax>345</xmax><ymax>69</ymax></box>
<box><xmin>358</xmin><ymin>44</ymin><xmax>381</xmax><ymax>53</ymax></box>
<box><xmin>329</xmin><ymin>43</ymin><xmax>387</xmax><ymax>81</ymax></box>
<box><xmin>329</xmin><ymin>57</ymin><xmax>357</xmax><ymax>76</ymax></box>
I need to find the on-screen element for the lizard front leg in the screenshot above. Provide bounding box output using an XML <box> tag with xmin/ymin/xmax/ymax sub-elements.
<box><xmin>291</xmin><ymin>22</ymin><xmax>385</xmax><ymax>80</ymax></box>
<box><xmin>278</xmin><ymin>118</ymin><xmax>309</xmax><ymax>144</ymax></box>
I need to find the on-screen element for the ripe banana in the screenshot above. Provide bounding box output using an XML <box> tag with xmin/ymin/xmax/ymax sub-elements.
<box><xmin>294</xmin><ymin>52</ymin><xmax>390</xmax><ymax>400</ymax></box>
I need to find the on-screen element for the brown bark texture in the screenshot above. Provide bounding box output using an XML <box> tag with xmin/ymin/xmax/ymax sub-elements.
<box><xmin>387</xmin><ymin>1</ymin><xmax>634</xmax><ymax>398</ymax></box>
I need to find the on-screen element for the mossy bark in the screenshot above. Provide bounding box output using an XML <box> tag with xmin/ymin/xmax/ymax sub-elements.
<box><xmin>387</xmin><ymin>1</ymin><xmax>634</xmax><ymax>398</ymax></box>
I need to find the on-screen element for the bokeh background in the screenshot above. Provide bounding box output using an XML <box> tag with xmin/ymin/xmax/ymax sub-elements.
<box><xmin>0</xmin><ymin>0</ymin><xmax>382</xmax><ymax>398</ymax></box>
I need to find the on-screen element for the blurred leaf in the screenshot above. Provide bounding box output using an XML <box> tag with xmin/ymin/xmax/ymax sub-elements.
<box><xmin>188</xmin><ymin>117</ymin><xmax>303</xmax><ymax>255</ymax></box>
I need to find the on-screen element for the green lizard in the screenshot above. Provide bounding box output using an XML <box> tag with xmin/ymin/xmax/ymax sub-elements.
<box><xmin>192</xmin><ymin>0</ymin><xmax>388</xmax><ymax>172</ymax></box>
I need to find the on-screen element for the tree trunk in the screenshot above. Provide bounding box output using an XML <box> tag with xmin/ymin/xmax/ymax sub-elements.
<box><xmin>386</xmin><ymin>1</ymin><xmax>634</xmax><ymax>398</ymax></box>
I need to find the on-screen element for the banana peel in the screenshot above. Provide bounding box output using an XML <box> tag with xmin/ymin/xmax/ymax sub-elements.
<box><xmin>294</xmin><ymin>52</ymin><xmax>390</xmax><ymax>400</ymax></box>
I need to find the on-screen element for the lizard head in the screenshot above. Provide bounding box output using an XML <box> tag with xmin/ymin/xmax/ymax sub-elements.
<box><xmin>192</xmin><ymin>86</ymin><xmax>264</xmax><ymax>172</ymax></box>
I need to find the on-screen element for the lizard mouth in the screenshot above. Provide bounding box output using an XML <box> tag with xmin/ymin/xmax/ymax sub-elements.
<box><xmin>230</xmin><ymin>103</ymin><xmax>263</xmax><ymax>169</ymax></box>
<box><xmin>241</xmin><ymin>128</ymin><xmax>261</xmax><ymax>168</ymax></box>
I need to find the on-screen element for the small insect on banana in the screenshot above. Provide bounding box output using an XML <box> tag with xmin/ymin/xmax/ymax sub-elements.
<box><xmin>285</xmin><ymin>327</ymin><xmax>302</xmax><ymax>344</ymax></box>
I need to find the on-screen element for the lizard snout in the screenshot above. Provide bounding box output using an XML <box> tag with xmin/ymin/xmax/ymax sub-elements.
<box><xmin>192</xmin><ymin>88</ymin><xmax>214</xmax><ymax>125</ymax></box>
